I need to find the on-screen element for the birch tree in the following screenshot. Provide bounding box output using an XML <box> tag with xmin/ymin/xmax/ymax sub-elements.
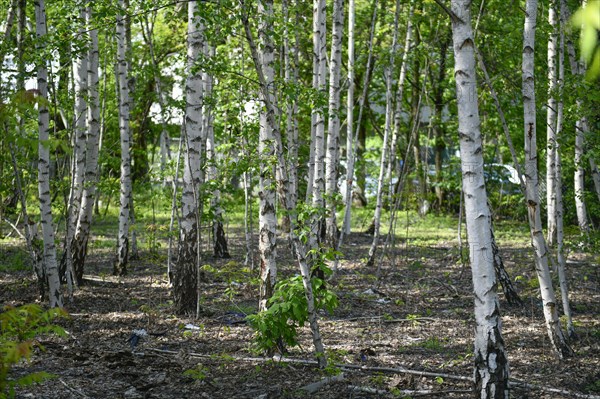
<box><xmin>73</xmin><ymin>5</ymin><xmax>101</xmax><ymax>284</ymax></box>
<box><xmin>174</xmin><ymin>0</ymin><xmax>205</xmax><ymax>314</ymax></box>
<box><xmin>324</xmin><ymin>0</ymin><xmax>344</xmax><ymax>250</ymax></box>
<box><xmin>559</xmin><ymin>0</ymin><xmax>591</xmax><ymax>235</ymax></box>
<box><xmin>35</xmin><ymin>0</ymin><xmax>63</xmax><ymax>308</ymax></box>
<box><xmin>114</xmin><ymin>0</ymin><xmax>133</xmax><ymax>276</ymax></box>
<box><xmin>450</xmin><ymin>0</ymin><xmax>508</xmax><ymax>395</ymax></box>
<box><xmin>241</xmin><ymin>1</ymin><xmax>327</xmax><ymax>366</ymax></box>
<box><xmin>554</xmin><ymin>23</ymin><xmax>574</xmax><ymax>338</ymax></box>
<box><xmin>282</xmin><ymin>0</ymin><xmax>299</xmax><ymax>230</ymax></box>
<box><xmin>522</xmin><ymin>0</ymin><xmax>572</xmax><ymax>358</ymax></box>
<box><xmin>255</xmin><ymin>0</ymin><xmax>278</xmax><ymax>312</ymax></box>
<box><xmin>310</xmin><ymin>0</ymin><xmax>327</xmax><ymax>252</ymax></box>
<box><xmin>546</xmin><ymin>0</ymin><xmax>558</xmax><ymax>246</ymax></box>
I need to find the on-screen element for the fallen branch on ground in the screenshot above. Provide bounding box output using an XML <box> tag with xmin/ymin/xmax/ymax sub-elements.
<box><xmin>300</xmin><ymin>373</ymin><xmax>346</xmax><ymax>394</ymax></box>
<box><xmin>349</xmin><ymin>385</ymin><xmax>473</xmax><ymax>397</ymax></box>
<box><xmin>144</xmin><ymin>348</ymin><xmax>600</xmax><ymax>399</ymax></box>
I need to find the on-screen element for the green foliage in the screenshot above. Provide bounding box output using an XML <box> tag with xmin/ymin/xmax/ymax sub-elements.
<box><xmin>572</xmin><ymin>0</ymin><xmax>600</xmax><ymax>79</ymax></box>
<box><xmin>182</xmin><ymin>364</ymin><xmax>209</xmax><ymax>381</ymax></box>
<box><xmin>0</xmin><ymin>304</ymin><xmax>68</xmax><ymax>398</ymax></box>
<box><xmin>246</xmin><ymin>262</ymin><xmax>338</xmax><ymax>354</ymax></box>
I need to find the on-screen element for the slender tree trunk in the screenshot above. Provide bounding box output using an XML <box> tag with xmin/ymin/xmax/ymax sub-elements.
<box><xmin>574</xmin><ymin>119</ymin><xmax>589</xmax><ymax>234</ymax></box>
<box><xmin>558</xmin><ymin>0</ymin><xmax>590</xmax><ymax>235</ymax></box>
<box><xmin>324</xmin><ymin>0</ymin><xmax>344</xmax><ymax>250</ymax></box>
<box><xmin>450</xmin><ymin>1</ymin><xmax>509</xmax><ymax>395</ymax></box>
<box><xmin>340</xmin><ymin>0</ymin><xmax>356</xmax><ymax>238</ymax></box>
<box><xmin>433</xmin><ymin>33</ymin><xmax>449</xmax><ymax>210</ymax></box>
<box><xmin>242</xmin><ymin>6</ymin><xmax>327</xmax><ymax>367</ymax></box>
<box><xmin>282</xmin><ymin>0</ymin><xmax>299</xmax><ymax>233</ymax></box>
<box><xmin>174</xmin><ymin>0</ymin><xmax>204</xmax><ymax>315</ymax></box>
<box><xmin>310</xmin><ymin>0</ymin><xmax>327</xmax><ymax>251</ymax></box>
<box><xmin>9</xmin><ymin>143</ymin><xmax>45</xmax><ymax>296</ymax></box>
<box><xmin>367</xmin><ymin>2</ymin><xmax>400</xmax><ymax>266</ymax></box>
<box><xmin>73</xmin><ymin>5</ymin><xmax>101</xmax><ymax>284</ymax></box>
<box><xmin>546</xmin><ymin>0</ymin><xmax>558</xmax><ymax>246</ymax></box>
<box><xmin>114</xmin><ymin>0</ymin><xmax>132</xmax><ymax>276</ymax></box>
<box><xmin>256</xmin><ymin>0</ymin><xmax>278</xmax><ymax>312</ymax></box>
<box><xmin>554</xmin><ymin>24</ymin><xmax>574</xmax><ymax>338</ymax></box>
<box><xmin>388</xmin><ymin>2</ymin><xmax>414</xmax><ymax>205</ymax></box>
<box><xmin>590</xmin><ymin>157</ymin><xmax>600</xmax><ymax>203</ymax></box>
<box><xmin>35</xmin><ymin>0</ymin><xmax>63</xmax><ymax>308</ymax></box>
<box><xmin>203</xmin><ymin>44</ymin><xmax>229</xmax><ymax>259</ymax></box>
<box><xmin>522</xmin><ymin>0</ymin><xmax>572</xmax><ymax>358</ymax></box>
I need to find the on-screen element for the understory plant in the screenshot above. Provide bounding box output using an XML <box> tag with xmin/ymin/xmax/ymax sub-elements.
<box><xmin>247</xmin><ymin>254</ymin><xmax>338</xmax><ymax>355</ymax></box>
<box><xmin>0</xmin><ymin>304</ymin><xmax>68</xmax><ymax>398</ymax></box>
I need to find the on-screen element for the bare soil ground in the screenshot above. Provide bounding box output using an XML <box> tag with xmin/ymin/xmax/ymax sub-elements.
<box><xmin>1</xmin><ymin>229</ymin><xmax>599</xmax><ymax>399</ymax></box>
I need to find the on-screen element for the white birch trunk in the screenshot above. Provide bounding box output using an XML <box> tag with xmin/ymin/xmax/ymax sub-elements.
<box><xmin>450</xmin><ymin>1</ymin><xmax>508</xmax><ymax>395</ymax></box>
<box><xmin>114</xmin><ymin>0</ymin><xmax>132</xmax><ymax>276</ymax></box>
<box><xmin>35</xmin><ymin>0</ymin><xmax>63</xmax><ymax>308</ymax></box>
<box><xmin>257</xmin><ymin>0</ymin><xmax>278</xmax><ymax>312</ymax></box>
<box><xmin>522</xmin><ymin>0</ymin><xmax>572</xmax><ymax>358</ymax></box>
<box><xmin>546</xmin><ymin>0</ymin><xmax>558</xmax><ymax>246</ymax></box>
<box><xmin>554</xmin><ymin>25</ymin><xmax>574</xmax><ymax>338</ymax></box>
<box><xmin>574</xmin><ymin>119</ymin><xmax>588</xmax><ymax>234</ymax></box>
<box><xmin>175</xmin><ymin>0</ymin><xmax>204</xmax><ymax>314</ymax></box>
<box><xmin>73</xmin><ymin>5</ymin><xmax>101</xmax><ymax>284</ymax></box>
<box><xmin>283</xmin><ymin>0</ymin><xmax>299</xmax><ymax>229</ymax></box>
<box><xmin>311</xmin><ymin>0</ymin><xmax>327</xmax><ymax>250</ymax></box>
<box><xmin>324</xmin><ymin>0</ymin><xmax>344</xmax><ymax>250</ymax></box>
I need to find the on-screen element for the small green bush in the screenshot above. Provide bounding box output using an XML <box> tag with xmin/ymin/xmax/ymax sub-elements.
<box><xmin>247</xmin><ymin>263</ymin><xmax>338</xmax><ymax>354</ymax></box>
<box><xmin>0</xmin><ymin>304</ymin><xmax>68</xmax><ymax>399</ymax></box>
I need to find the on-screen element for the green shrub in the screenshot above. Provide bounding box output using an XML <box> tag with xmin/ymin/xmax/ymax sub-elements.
<box><xmin>0</xmin><ymin>304</ymin><xmax>68</xmax><ymax>399</ymax></box>
<box><xmin>247</xmin><ymin>263</ymin><xmax>338</xmax><ymax>354</ymax></box>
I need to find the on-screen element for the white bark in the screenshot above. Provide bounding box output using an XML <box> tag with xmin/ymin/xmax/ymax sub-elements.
<box><xmin>574</xmin><ymin>119</ymin><xmax>589</xmax><ymax>234</ymax></box>
<box><xmin>311</xmin><ymin>0</ymin><xmax>328</xmax><ymax>250</ymax></box>
<box><xmin>324</xmin><ymin>0</ymin><xmax>344</xmax><ymax>249</ymax></box>
<box><xmin>450</xmin><ymin>1</ymin><xmax>509</xmax><ymax>395</ymax></box>
<box><xmin>522</xmin><ymin>0</ymin><xmax>572</xmax><ymax>358</ymax></box>
<box><xmin>35</xmin><ymin>0</ymin><xmax>63</xmax><ymax>308</ymax></box>
<box><xmin>114</xmin><ymin>0</ymin><xmax>132</xmax><ymax>276</ymax></box>
<box><xmin>175</xmin><ymin>0</ymin><xmax>204</xmax><ymax>314</ymax></box>
<box><xmin>554</xmin><ymin>25</ymin><xmax>574</xmax><ymax>338</ymax></box>
<box><xmin>73</xmin><ymin>5</ymin><xmax>101</xmax><ymax>283</ymax></box>
<box><xmin>257</xmin><ymin>0</ymin><xmax>278</xmax><ymax>312</ymax></box>
<box><xmin>282</xmin><ymin>0</ymin><xmax>299</xmax><ymax>221</ymax></box>
<box><xmin>546</xmin><ymin>0</ymin><xmax>558</xmax><ymax>246</ymax></box>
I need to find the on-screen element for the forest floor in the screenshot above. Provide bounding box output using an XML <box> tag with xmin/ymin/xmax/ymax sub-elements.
<box><xmin>1</xmin><ymin>221</ymin><xmax>600</xmax><ymax>399</ymax></box>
